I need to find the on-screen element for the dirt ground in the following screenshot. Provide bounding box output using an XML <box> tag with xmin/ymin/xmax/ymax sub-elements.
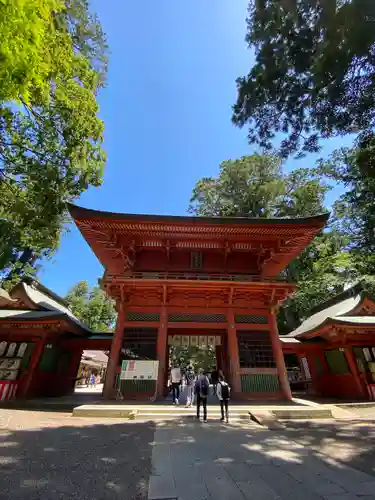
<box><xmin>0</xmin><ymin>408</ymin><xmax>375</xmax><ymax>499</ymax></box>
<box><xmin>0</xmin><ymin>410</ymin><xmax>155</xmax><ymax>500</ymax></box>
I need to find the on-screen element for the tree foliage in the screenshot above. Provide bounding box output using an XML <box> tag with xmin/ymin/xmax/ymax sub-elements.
<box><xmin>233</xmin><ymin>0</ymin><xmax>375</xmax><ymax>158</ymax></box>
<box><xmin>189</xmin><ymin>154</ymin><xmax>329</xmax><ymax>217</ymax></box>
<box><xmin>65</xmin><ymin>281</ymin><xmax>116</xmax><ymax>332</ymax></box>
<box><xmin>189</xmin><ymin>153</ymin><xmax>375</xmax><ymax>333</ymax></box>
<box><xmin>318</xmin><ymin>134</ymin><xmax>375</xmax><ymax>253</ymax></box>
<box><xmin>0</xmin><ymin>0</ymin><xmax>108</xmax><ymax>282</ymax></box>
<box><xmin>169</xmin><ymin>346</ymin><xmax>217</xmax><ymax>372</ymax></box>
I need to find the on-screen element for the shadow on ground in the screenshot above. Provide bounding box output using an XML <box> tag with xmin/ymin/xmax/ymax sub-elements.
<box><xmin>1</xmin><ymin>411</ymin><xmax>375</xmax><ymax>500</ymax></box>
<box><xmin>148</xmin><ymin>418</ymin><xmax>375</xmax><ymax>499</ymax></box>
<box><xmin>279</xmin><ymin>418</ymin><xmax>375</xmax><ymax>477</ymax></box>
<box><xmin>0</xmin><ymin>417</ymin><xmax>155</xmax><ymax>500</ymax></box>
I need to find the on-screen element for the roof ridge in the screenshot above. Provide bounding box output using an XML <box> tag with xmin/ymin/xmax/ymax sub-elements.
<box><xmin>307</xmin><ymin>283</ymin><xmax>365</xmax><ymax>316</ymax></box>
<box><xmin>22</xmin><ymin>277</ymin><xmax>69</xmax><ymax>308</ymax></box>
<box><xmin>67</xmin><ymin>202</ymin><xmax>330</xmax><ymax>225</ymax></box>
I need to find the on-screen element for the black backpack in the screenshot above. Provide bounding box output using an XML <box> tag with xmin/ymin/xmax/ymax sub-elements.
<box><xmin>219</xmin><ymin>381</ymin><xmax>230</xmax><ymax>399</ymax></box>
<box><xmin>186</xmin><ymin>371</ymin><xmax>195</xmax><ymax>386</ymax></box>
<box><xmin>195</xmin><ymin>376</ymin><xmax>209</xmax><ymax>397</ymax></box>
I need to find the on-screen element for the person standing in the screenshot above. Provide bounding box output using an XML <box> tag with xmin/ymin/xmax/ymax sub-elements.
<box><xmin>184</xmin><ymin>366</ymin><xmax>195</xmax><ymax>408</ymax></box>
<box><xmin>210</xmin><ymin>368</ymin><xmax>219</xmax><ymax>396</ymax></box>
<box><xmin>170</xmin><ymin>364</ymin><xmax>182</xmax><ymax>405</ymax></box>
<box><xmin>216</xmin><ymin>375</ymin><xmax>231</xmax><ymax>423</ymax></box>
<box><xmin>195</xmin><ymin>369</ymin><xmax>210</xmax><ymax>422</ymax></box>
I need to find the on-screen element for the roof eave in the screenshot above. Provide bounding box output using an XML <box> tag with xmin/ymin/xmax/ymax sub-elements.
<box><xmin>67</xmin><ymin>203</ymin><xmax>330</xmax><ymax>227</ymax></box>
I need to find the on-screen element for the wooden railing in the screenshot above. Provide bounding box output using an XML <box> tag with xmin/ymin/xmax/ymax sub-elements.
<box><xmin>104</xmin><ymin>271</ymin><xmax>290</xmax><ymax>283</ymax></box>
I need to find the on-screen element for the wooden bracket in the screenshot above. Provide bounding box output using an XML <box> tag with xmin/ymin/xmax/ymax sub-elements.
<box><xmin>224</xmin><ymin>241</ymin><xmax>231</xmax><ymax>262</ymax></box>
<box><xmin>228</xmin><ymin>287</ymin><xmax>234</xmax><ymax>306</ymax></box>
<box><xmin>165</xmin><ymin>240</ymin><xmax>171</xmax><ymax>260</ymax></box>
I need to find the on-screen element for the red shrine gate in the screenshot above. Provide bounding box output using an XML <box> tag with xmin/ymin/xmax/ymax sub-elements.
<box><xmin>69</xmin><ymin>204</ymin><xmax>328</xmax><ymax>401</ymax></box>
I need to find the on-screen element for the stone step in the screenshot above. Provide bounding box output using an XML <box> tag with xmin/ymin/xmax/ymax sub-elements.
<box><xmin>135</xmin><ymin>412</ymin><xmax>250</xmax><ymax>421</ymax></box>
<box><xmin>272</xmin><ymin>407</ymin><xmax>333</xmax><ymax>419</ymax></box>
<box><xmin>72</xmin><ymin>404</ymin><xmax>252</xmax><ymax>419</ymax></box>
<box><xmin>73</xmin><ymin>406</ymin><xmax>137</xmax><ymax>418</ymax></box>
<box><xmin>72</xmin><ymin>404</ymin><xmax>333</xmax><ymax>420</ymax></box>
<box><xmin>129</xmin><ymin>406</ymin><xmax>252</xmax><ymax>415</ymax></box>
<box><xmin>249</xmin><ymin>410</ymin><xmax>285</xmax><ymax>430</ymax></box>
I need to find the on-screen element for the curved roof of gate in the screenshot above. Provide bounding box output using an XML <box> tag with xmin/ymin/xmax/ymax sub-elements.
<box><xmin>68</xmin><ymin>203</ymin><xmax>329</xmax><ymax>226</ymax></box>
<box><xmin>68</xmin><ymin>204</ymin><xmax>328</xmax><ymax>278</ymax></box>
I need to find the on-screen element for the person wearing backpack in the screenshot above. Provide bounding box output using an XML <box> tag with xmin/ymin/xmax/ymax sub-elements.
<box><xmin>194</xmin><ymin>368</ymin><xmax>210</xmax><ymax>422</ymax></box>
<box><xmin>216</xmin><ymin>375</ymin><xmax>231</xmax><ymax>423</ymax></box>
<box><xmin>170</xmin><ymin>364</ymin><xmax>182</xmax><ymax>405</ymax></box>
<box><xmin>184</xmin><ymin>366</ymin><xmax>195</xmax><ymax>407</ymax></box>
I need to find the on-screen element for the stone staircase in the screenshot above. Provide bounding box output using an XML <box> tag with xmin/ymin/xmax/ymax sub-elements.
<box><xmin>72</xmin><ymin>404</ymin><xmax>251</xmax><ymax>421</ymax></box>
<box><xmin>72</xmin><ymin>403</ymin><xmax>334</xmax><ymax>423</ymax></box>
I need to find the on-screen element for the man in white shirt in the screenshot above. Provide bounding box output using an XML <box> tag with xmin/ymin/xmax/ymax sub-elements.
<box><xmin>170</xmin><ymin>365</ymin><xmax>181</xmax><ymax>404</ymax></box>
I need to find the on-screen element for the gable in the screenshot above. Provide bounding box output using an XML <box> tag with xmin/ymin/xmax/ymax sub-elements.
<box><xmin>0</xmin><ymin>288</ymin><xmax>30</xmax><ymax>310</ymax></box>
<box><xmin>350</xmin><ymin>296</ymin><xmax>375</xmax><ymax>316</ymax></box>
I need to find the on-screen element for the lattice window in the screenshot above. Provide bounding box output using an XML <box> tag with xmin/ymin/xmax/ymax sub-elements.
<box><xmin>300</xmin><ymin>357</ymin><xmax>311</xmax><ymax>380</ymax></box>
<box><xmin>240</xmin><ymin>374</ymin><xmax>279</xmax><ymax>392</ymax></box>
<box><xmin>127</xmin><ymin>312</ymin><xmax>160</xmax><ymax>322</ymax></box>
<box><xmin>191</xmin><ymin>251</ymin><xmax>203</xmax><ymax>269</ymax></box>
<box><xmin>324</xmin><ymin>349</ymin><xmax>349</xmax><ymax>375</ymax></box>
<box><xmin>38</xmin><ymin>344</ymin><xmax>58</xmax><ymax>372</ymax></box>
<box><xmin>237</xmin><ymin>331</ymin><xmax>276</xmax><ymax>368</ymax></box>
<box><xmin>122</xmin><ymin>328</ymin><xmax>157</xmax><ymax>360</ymax></box>
<box><xmin>168</xmin><ymin>313</ymin><xmax>226</xmax><ymax>323</ymax></box>
<box><xmin>235</xmin><ymin>315</ymin><xmax>268</xmax><ymax>324</ymax></box>
<box><xmin>352</xmin><ymin>346</ymin><xmax>375</xmax><ymax>373</ymax></box>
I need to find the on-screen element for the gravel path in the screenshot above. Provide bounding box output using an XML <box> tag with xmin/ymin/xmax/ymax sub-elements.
<box><xmin>0</xmin><ymin>410</ymin><xmax>155</xmax><ymax>500</ymax></box>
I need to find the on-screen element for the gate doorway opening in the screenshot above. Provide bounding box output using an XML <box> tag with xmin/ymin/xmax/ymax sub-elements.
<box><xmin>166</xmin><ymin>331</ymin><xmax>227</xmax><ymax>404</ymax></box>
<box><xmin>74</xmin><ymin>350</ymin><xmax>109</xmax><ymax>395</ymax></box>
<box><xmin>284</xmin><ymin>353</ymin><xmax>310</xmax><ymax>394</ymax></box>
<box><xmin>166</xmin><ymin>330</ymin><xmax>227</xmax><ymax>390</ymax></box>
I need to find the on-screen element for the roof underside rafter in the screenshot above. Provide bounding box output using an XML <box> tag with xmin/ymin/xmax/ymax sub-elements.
<box><xmin>102</xmin><ymin>280</ymin><xmax>295</xmax><ymax>309</ymax></box>
<box><xmin>69</xmin><ymin>204</ymin><xmax>328</xmax><ymax>278</ymax></box>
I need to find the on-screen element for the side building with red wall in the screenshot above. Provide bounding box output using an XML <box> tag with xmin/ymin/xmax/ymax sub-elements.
<box><xmin>0</xmin><ymin>279</ymin><xmax>92</xmax><ymax>400</ymax></box>
<box><xmin>281</xmin><ymin>284</ymin><xmax>375</xmax><ymax>401</ymax></box>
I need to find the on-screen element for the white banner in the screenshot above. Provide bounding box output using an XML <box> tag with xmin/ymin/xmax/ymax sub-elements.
<box><xmin>167</xmin><ymin>335</ymin><xmax>221</xmax><ymax>347</ymax></box>
<box><xmin>120</xmin><ymin>360</ymin><xmax>159</xmax><ymax>380</ymax></box>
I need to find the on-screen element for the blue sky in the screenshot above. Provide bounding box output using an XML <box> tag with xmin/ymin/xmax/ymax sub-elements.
<box><xmin>41</xmin><ymin>0</ymin><xmax>353</xmax><ymax>296</ymax></box>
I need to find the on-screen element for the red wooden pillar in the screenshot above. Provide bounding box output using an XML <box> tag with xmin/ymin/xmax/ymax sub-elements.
<box><xmin>227</xmin><ymin>309</ymin><xmax>241</xmax><ymax>394</ymax></box>
<box><xmin>269</xmin><ymin>309</ymin><xmax>292</xmax><ymax>400</ymax></box>
<box><xmin>68</xmin><ymin>348</ymin><xmax>83</xmax><ymax>393</ymax></box>
<box><xmin>216</xmin><ymin>345</ymin><xmax>224</xmax><ymax>372</ymax></box>
<box><xmin>344</xmin><ymin>347</ymin><xmax>368</xmax><ymax>399</ymax></box>
<box><xmin>156</xmin><ymin>307</ymin><xmax>168</xmax><ymax>398</ymax></box>
<box><xmin>103</xmin><ymin>302</ymin><xmax>125</xmax><ymax>399</ymax></box>
<box><xmin>20</xmin><ymin>338</ymin><xmax>45</xmax><ymax>398</ymax></box>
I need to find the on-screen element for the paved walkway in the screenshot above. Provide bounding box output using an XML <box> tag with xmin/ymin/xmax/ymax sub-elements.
<box><xmin>148</xmin><ymin>420</ymin><xmax>375</xmax><ymax>500</ymax></box>
<box><xmin>74</xmin><ymin>383</ymin><xmax>104</xmax><ymax>394</ymax></box>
